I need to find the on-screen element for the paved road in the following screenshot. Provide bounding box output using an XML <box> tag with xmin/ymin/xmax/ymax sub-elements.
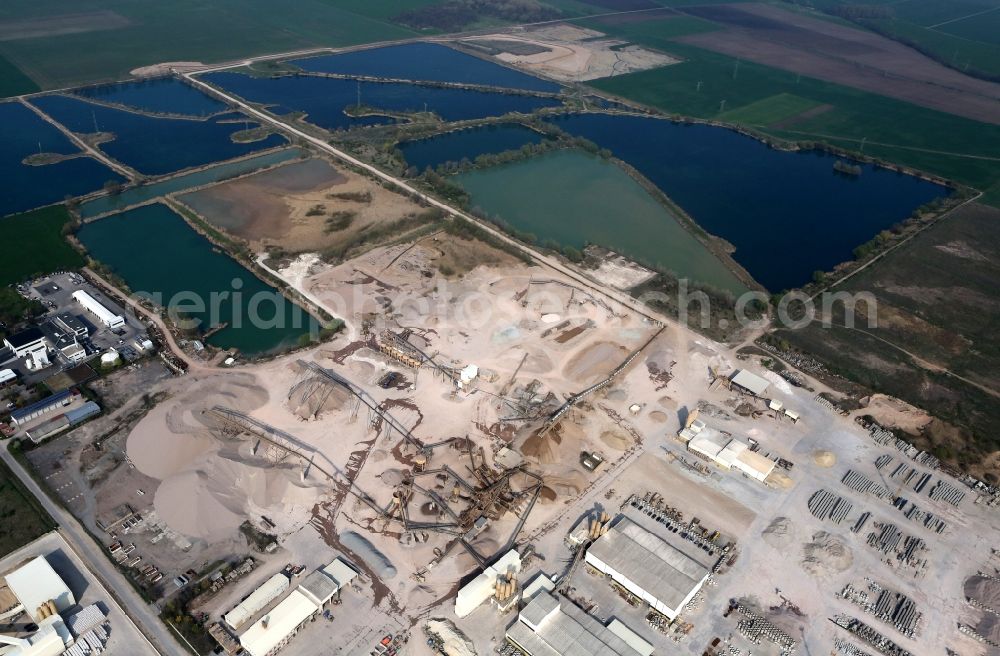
<box><xmin>0</xmin><ymin>446</ymin><xmax>182</xmax><ymax>655</ymax></box>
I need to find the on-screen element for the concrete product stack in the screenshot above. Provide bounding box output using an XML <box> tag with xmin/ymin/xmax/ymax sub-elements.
<box><xmin>832</xmin><ymin>615</ymin><xmax>914</xmax><ymax>656</ymax></box>
<box><xmin>730</xmin><ymin>600</ymin><xmax>796</xmax><ymax>655</ymax></box>
<box><xmin>842</xmin><ymin>471</ymin><xmax>892</xmax><ymax>501</ymax></box>
<box><xmin>928</xmin><ymin>480</ymin><xmax>965</xmax><ymax>506</ymax></box>
<box><xmin>808</xmin><ymin>489</ymin><xmax>853</xmax><ymax>524</ymax></box>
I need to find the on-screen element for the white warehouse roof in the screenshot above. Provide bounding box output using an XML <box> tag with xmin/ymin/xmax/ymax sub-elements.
<box><xmin>322</xmin><ymin>558</ymin><xmax>358</xmax><ymax>589</ymax></box>
<box><xmin>239</xmin><ymin>589</ymin><xmax>317</xmax><ymax>656</ymax></box>
<box><xmin>506</xmin><ymin>592</ymin><xmax>649</xmax><ymax>656</ymax></box>
<box><xmin>71</xmin><ymin>290</ymin><xmax>124</xmax><ymax>328</ymax></box>
<box><xmin>224</xmin><ymin>573</ymin><xmax>289</xmax><ymax>631</ymax></box>
<box><xmin>5</xmin><ymin>556</ymin><xmax>75</xmax><ymax>622</ymax></box>
<box><xmin>585</xmin><ymin>518</ymin><xmax>711</xmax><ymax>620</ymax></box>
<box><xmin>730</xmin><ymin>369</ymin><xmax>770</xmax><ymax>396</ymax></box>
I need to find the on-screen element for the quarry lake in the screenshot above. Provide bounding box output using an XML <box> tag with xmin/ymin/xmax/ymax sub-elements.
<box><xmin>457</xmin><ymin>150</ymin><xmax>747</xmax><ymax>294</ymax></box>
<box><xmin>74</xmin><ymin>77</ymin><xmax>227</xmax><ymax>117</ymax></box>
<box><xmin>547</xmin><ymin>113</ymin><xmax>949</xmax><ymax>291</ymax></box>
<box><xmin>294</xmin><ymin>42</ymin><xmax>561</xmax><ymax>93</ymax></box>
<box><xmin>31</xmin><ymin>95</ymin><xmax>287</xmax><ymax>177</ymax></box>
<box><xmin>77</xmin><ymin>203</ymin><xmax>318</xmax><ymax>355</ymax></box>
<box><xmin>0</xmin><ymin>101</ymin><xmax>124</xmax><ymax>217</ymax></box>
<box><xmin>399</xmin><ymin>124</ymin><xmax>548</xmax><ymax>172</ymax></box>
<box><xmin>201</xmin><ymin>72</ymin><xmax>563</xmax><ymax>131</ymax></box>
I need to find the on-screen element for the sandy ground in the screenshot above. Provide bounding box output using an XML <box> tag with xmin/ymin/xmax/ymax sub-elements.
<box><xmin>37</xmin><ymin>206</ymin><xmax>1000</xmax><ymax>655</ymax></box>
<box><xmin>460</xmin><ymin>24</ymin><xmax>678</xmax><ymax>81</ymax></box>
<box><xmin>677</xmin><ymin>3</ymin><xmax>1000</xmax><ymax>124</ymax></box>
<box><xmin>177</xmin><ymin>156</ymin><xmax>421</xmax><ymax>252</ymax></box>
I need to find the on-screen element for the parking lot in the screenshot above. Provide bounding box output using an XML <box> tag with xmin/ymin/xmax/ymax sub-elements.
<box><xmin>2</xmin><ymin>272</ymin><xmax>149</xmax><ymax>385</ymax></box>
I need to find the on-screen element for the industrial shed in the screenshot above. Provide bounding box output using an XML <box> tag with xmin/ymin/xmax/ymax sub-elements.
<box><xmin>730</xmin><ymin>369</ymin><xmax>770</xmax><ymax>397</ymax></box>
<box><xmin>238</xmin><ymin>589</ymin><xmax>317</xmax><ymax>656</ymax></box>
<box><xmin>5</xmin><ymin>556</ymin><xmax>76</xmax><ymax>621</ymax></box>
<box><xmin>505</xmin><ymin>591</ymin><xmax>651</xmax><ymax>656</ymax></box>
<box><xmin>585</xmin><ymin>518</ymin><xmax>711</xmax><ymax>620</ymax></box>
<box><xmin>223</xmin><ymin>573</ymin><xmax>289</xmax><ymax>631</ymax></box>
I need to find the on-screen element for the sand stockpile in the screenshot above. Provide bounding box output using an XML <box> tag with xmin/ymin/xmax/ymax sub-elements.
<box><xmin>813</xmin><ymin>451</ymin><xmax>836</xmax><ymax>468</ymax></box>
<box><xmin>342</xmin><ymin>531</ymin><xmax>397</xmax><ymax>580</ymax></box>
<box><xmin>542</xmin><ymin>472</ymin><xmax>585</xmax><ymax>498</ymax></box>
<box><xmin>287</xmin><ymin>377</ymin><xmax>352</xmax><ymax>420</ymax></box>
<box><xmin>425</xmin><ymin>619</ymin><xmax>477</xmax><ymax>656</ymax></box>
<box><xmin>127</xmin><ymin>374</ymin><xmax>268</xmax><ymax>480</ymax></box>
<box><xmin>648</xmin><ymin>411</ymin><xmax>668</xmax><ymax>424</ymax></box>
<box><xmin>658</xmin><ymin>396</ymin><xmax>678</xmax><ymax>410</ymax></box>
<box><xmin>153</xmin><ymin>450</ymin><xmax>322</xmax><ymax>541</ymax></box>
<box><xmin>600</xmin><ymin>430</ymin><xmax>630</xmax><ymax>451</ymax></box>
<box><xmin>762</xmin><ymin>517</ymin><xmax>795</xmax><ymax>550</ymax></box>
<box><xmin>563</xmin><ymin>341</ymin><xmax>626</xmax><ymax>382</ymax></box>
<box><xmin>801</xmin><ymin>531</ymin><xmax>853</xmax><ymax>578</ymax></box>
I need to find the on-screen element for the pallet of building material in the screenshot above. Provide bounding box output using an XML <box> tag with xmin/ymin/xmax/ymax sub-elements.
<box><xmin>831</xmin><ymin>615</ymin><xmax>914</xmax><ymax>656</ymax></box>
<box><xmin>928</xmin><ymin>480</ymin><xmax>965</xmax><ymax>507</ymax></box>
<box><xmin>874</xmin><ymin>455</ymin><xmax>893</xmax><ymax>470</ymax></box>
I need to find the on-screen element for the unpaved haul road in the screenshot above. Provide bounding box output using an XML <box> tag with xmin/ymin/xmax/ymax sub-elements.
<box><xmin>182</xmin><ymin>71</ymin><xmax>662</xmax><ymax>327</ymax></box>
<box><xmin>0</xmin><ymin>447</ymin><xmax>177</xmax><ymax>655</ymax></box>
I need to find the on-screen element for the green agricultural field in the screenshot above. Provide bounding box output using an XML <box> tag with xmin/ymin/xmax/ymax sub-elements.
<box><xmin>585</xmin><ymin>39</ymin><xmax>1000</xmax><ymax>197</ymax></box>
<box><xmin>0</xmin><ymin>0</ymin><xmax>421</xmax><ymax>91</ymax></box>
<box><xmin>719</xmin><ymin>92</ymin><xmax>821</xmax><ymax>126</ymax></box>
<box><xmin>0</xmin><ymin>205</ymin><xmax>84</xmax><ymax>286</ymax></box>
<box><xmin>802</xmin><ymin>0</ymin><xmax>1000</xmax><ymax>78</ymax></box>
<box><xmin>0</xmin><ymin>455</ymin><xmax>56</xmax><ymax>557</ymax></box>
<box><xmin>0</xmin><ymin>53</ymin><xmax>37</xmax><ymax>97</ymax></box>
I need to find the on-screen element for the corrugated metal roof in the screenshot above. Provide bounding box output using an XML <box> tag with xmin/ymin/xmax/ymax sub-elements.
<box><xmin>731</xmin><ymin>369</ymin><xmax>770</xmax><ymax>396</ymax></box>
<box><xmin>298</xmin><ymin>570</ymin><xmax>338</xmax><ymax>606</ymax></box>
<box><xmin>223</xmin><ymin>573</ymin><xmax>289</xmax><ymax>630</ymax></box>
<box><xmin>10</xmin><ymin>390</ymin><xmax>73</xmax><ymax>422</ymax></box>
<box><xmin>322</xmin><ymin>558</ymin><xmax>357</xmax><ymax>588</ymax></box>
<box><xmin>607</xmin><ymin>620</ymin><xmax>654</xmax><ymax>656</ymax></box>
<box><xmin>586</xmin><ymin>518</ymin><xmax>710</xmax><ymax>615</ymax></box>
<box><xmin>508</xmin><ymin>593</ymin><xmax>648</xmax><ymax>656</ymax></box>
<box><xmin>239</xmin><ymin>589</ymin><xmax>317</xmax><ymax>656</ymax></box>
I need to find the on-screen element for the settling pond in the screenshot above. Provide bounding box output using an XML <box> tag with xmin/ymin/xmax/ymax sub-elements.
<box><xmin>77</xmin><ymin>203</ymin><xmax>318</xmax><ymax>356</ymax></box>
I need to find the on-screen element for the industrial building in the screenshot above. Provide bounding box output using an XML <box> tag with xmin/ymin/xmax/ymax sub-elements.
<box><xmin>585</xmin><ymin>518</ymin><xmax>712</xmax><ymax>621</ymax></box>
<box><xmin>4</xmin><ymin>556</ymin><xmax>76</xmax><ymax>621</ymax></box>
<box><xmin>224</xmin><ymin>573</ymin><xmax>290</xmax><ymax>631</ymax></box>
<box><xmin>24</xmin><ymin>401</ymin><xmax>101</xmax><ymax>444</ymax></box>
<box><xmin>730</xmin><ymin>369</ymin><xmax>770</xmax><ymax>397</ymax></box>
<box><xmin>223</xmin><ymin>559</ymin><xmax>359</xmax><ymax>656</ymax></box>
<box><xmin>0</xmin><ymin>556</ymin><xmax>77</xmax><ymax>656</ymax></box>
<box><xmin>505</xmin><ymin>591</ymin><xmax>653</xmax><ymax>656</ymax></box>
<box><xmin>71</xmin><ymin>290</ymin><xmax>124</xmax><ymax>329</ymax></box>
<box><xmin>238</xmin><ymin>589</ymin><xmax>317</xmax><ymax>656</ymax></box>
<box><xmin>455</xmin><ymin>549</ymin><xmax>521</xmax><ymax>618</ymax></box>
<box><xmin>679</xmin><ymin>423</ymin><xmax>776</xmax><ymax>483</ymax></box>
<box><xmin>9</xmin><ymin>390</ymin><xmax>80</xmax><ymax>428</ymax></box>
<box><xmin>3</xmin><ymin>327</ymin><xmax>49</xmax><ymax>369</ymax></box>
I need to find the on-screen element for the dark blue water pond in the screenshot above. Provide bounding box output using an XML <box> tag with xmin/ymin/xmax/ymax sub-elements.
<box><xmin>202</xmin><ymin>72</ymin><xmax>563</xmax><ymax>132</ymax></box>
<box><xmin>0</xmin><ymin>101</ymin><xmax>125</xmax><ymax>217</ymax></box>
<box><xmin>295</xmin><ymin>42</ymin><xmax>561</xmax><ymax>93</ymax></box>
<box><xmin>548</xmin><ymin>113</ymin><xmax>948</xmax><ymax>291</ymax></box>
<box><xmin>74</xmin><ymin>77</ymin><xmax>227</xmax><ymax>117</ymax></box>
<box><xmin>399</xmin><ymin>124</ymin><xmax>548</xmax><ymax>172</ymax></box>
<box><xmin>77</xmin><ymin>203</ymin><xmax>318</xmax><ymax>356</ymax></box>
<box><xmin>31</xmin><ymin>95</ymin><xmax>287</xmax><ymax>177</ymax></box>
